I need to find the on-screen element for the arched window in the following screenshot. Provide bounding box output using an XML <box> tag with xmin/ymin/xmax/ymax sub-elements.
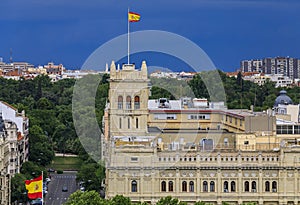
<box><xmin>210</xmin><ymin>181</ymin><xmax>215</xmax><ymax>192</ymax></box>
<box><xmin>182</xmin><ymin>181</ymin><xmax>187</xmax><ymax>192</ymax></box>
<box><xmin>224</xmin><ymin>181</ymin><xmax>229</xmax><ymax>192</ymax></box>
<box><xmin>134</xmin><ymin>96</ymin><xmax>140</xmax><ymax>109</ymax></box>
<box><xmin>252</xmin><ymin>181</ymin><xmax>257</xmax><ymax>192</ymax></box>
<box><xmin>203</xmin><ymin>181</ymin><xmax>208</xmax><ymax>192</ymax></box>
<box><xmin>189</xmin><ymin>181</ymin><xmax>194</xmax><ymax>192</ymax></box>
<box><xmin>118</xmin><ymin>96</ymin><xmax>123</xmax><ymax>109</ymax></box>
<box><xmin>231</xmin><ymin>181</ymin><xmax>236</xmax><ymax>192</ymax></box>
<box><xmin>272</xmin><ymin>181</ymin><xmax>277</xmax><ymax>192</ymax></box>
<box><xmin>244</xmin><ymin>181</ymin><xmax>249</xmax><ymax>192</ymax></box>
<box><xmin>168</xmin><ymin>181</ymin><xmax>174</xmax><ymax>192</ymax></box>
<box><xmin>161</xmin><ymin>181</ymin><xmax>166</xmax><ymax>192</ymax></box>
<box><xmin>131</xmin><ymin>180</ymin><xmax>137</xmax><ymax>192</ymax></box>
<box><xmin>126</xmin><ymin>96</ymin><xmax>131</xmax><ymax>109</ymax></box>
<box><xmin>265</xmin><ymin>181</ymin><xmax>270</xmax><ymax>192</ymax></box>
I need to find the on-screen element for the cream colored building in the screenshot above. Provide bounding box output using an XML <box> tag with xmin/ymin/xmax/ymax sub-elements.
<box><xmin>103</xmin><ymin>62</ymin><xmax>300</xmax><ymax>205</ymax></box>
<box><xmin>0</xmin><ymin>115</ymin><xmax>19</xmax><ymax>205</ymax></box>
<box><xmin>0</xmin><ymin>102</ymin><xmax>28</xmax><ymax>205</ymax></box>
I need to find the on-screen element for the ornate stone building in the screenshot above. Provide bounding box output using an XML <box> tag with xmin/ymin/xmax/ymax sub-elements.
<box><xmin>0</xmin><ymin>102</ymin><xmax>28</xmax><ymax>205</ymax></box>
<box><xmin>103</xmin><ymin>62</ymin><xmax>300</xmax><ymax>205</ymax></box>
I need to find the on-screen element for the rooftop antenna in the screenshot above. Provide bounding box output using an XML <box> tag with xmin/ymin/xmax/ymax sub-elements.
<box><xmin>9</xmin><ymin>48</ymin><xmax>13</xmax><ymax>63</ymax></box>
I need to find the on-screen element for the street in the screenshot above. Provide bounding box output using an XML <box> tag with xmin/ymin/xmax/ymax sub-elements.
<box><xmin>45</xmin><ymin>172</ymin><xmax>78</xmax><ymax>205</ymax></box>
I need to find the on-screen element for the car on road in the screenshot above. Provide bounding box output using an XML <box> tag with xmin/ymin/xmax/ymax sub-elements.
<box><xmin>48</xmin><ymin>168</ymin><xmax>55</xmax><ymax>172</ymax></box>
<box><xmin>62</xmin><ymin>186</ymin><xmax>68</xmax><ymax>192</ymax></box>
<box><xmin>31</xmin><ymin>198</ymin><xmax>42</xmax><ymax>205</ymax></box>
<box><xmin>45</xmin><ymin>177</ymin><xmax>51</xmax><ymax>183</ymax></box>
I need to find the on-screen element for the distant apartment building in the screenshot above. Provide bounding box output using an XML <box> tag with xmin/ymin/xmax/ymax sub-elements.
<box><xmin>150</xmin><ymin>71</ymin><xmax>195</xmax><ymax>80</ymax></box>
<box><xmin>0</xmin><ymin>62</ymin><xmax>34</xmax><ymax>77</ymax></box>
<box><xmin>243</xmin><ymin>73</ymin><xmax>293</xmax><ymax>88</ymax></box>
<box><xmin>241</xmin><ymin>57</ymin><xmax>300</xmax><ymax>80</ymax></box>
<box><xmin>27</xmin><ymin>66</ymin><xmax>47</xmax><ymax>75</ymax></box>
<box><xmin>44</xmin><ymin>62</ymin><xmax>65</xmax><ymax>75</ymax></box>
<box><xmin>227</xmin><ymin>72</ymin><xmax>293</xmax><ymax>88</ymax></box>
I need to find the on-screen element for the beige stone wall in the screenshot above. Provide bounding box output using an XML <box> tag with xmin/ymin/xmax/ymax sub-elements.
<box><xmin>287</xmin><ymin>105</ymin><xmax>299</xmax><ymax>123</ymax></box>
<box><xmin>108</xmin><ymin>62</ymin><xmax>149</xmax><ymax>137</ymax></box>
<box><xmin>106</xmin><ymin>147</ymin><xmax>300</xmax><ymax>205</ymax></box>
<box><xmin>244</xmin><ymin>115</ymin><xmax>276</xmax><ymax>135</ymax></box>
<box><xmin>148</xmin><ymin>112</ymin><xmax>223</xmax><ymax>130</ymax></box>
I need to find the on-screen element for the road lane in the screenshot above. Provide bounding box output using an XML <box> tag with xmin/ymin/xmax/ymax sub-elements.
<box><xmin>45</xmin><ymin>172</ymin><xmax>78</xmax><ymax>205</ymax></box>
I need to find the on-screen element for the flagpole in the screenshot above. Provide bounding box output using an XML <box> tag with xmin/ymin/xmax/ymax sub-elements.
<box><xmin>127</xmin><ymin>7</ymin><xmax>130</xmax><ymax>65</ymax></box>
<box><xmin>42</xmin><ymin>171</ymin><xmax>44</xmax><ymax>205</ymax></box>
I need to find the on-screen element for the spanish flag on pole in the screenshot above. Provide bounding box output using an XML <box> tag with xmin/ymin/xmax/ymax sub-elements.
<box><xmin>128</xmin><ymin>11</ymin><xmax>141</xmax><ymax>22</ymax></box>
<box><xmin>25</xmin><ymin>175</ymin><xmax>43</xmax><ymax>199</ymax></box>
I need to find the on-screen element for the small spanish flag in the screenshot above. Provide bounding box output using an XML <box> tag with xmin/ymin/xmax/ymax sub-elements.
<box><xmin>25</xmin><ymin>175</ymin><xmax>43</xmax><ymax>199</ymax></box>
<box><xmin>128</xmin><ymin>11</ymin><xmax>141</xmax><ymax>22</ymax></box>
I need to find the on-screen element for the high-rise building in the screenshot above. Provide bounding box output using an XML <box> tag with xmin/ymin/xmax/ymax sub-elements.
<box><xmin>240</xmin><ymin>57</ymin><xmax>300</xmax><ymax>80</ymax></box>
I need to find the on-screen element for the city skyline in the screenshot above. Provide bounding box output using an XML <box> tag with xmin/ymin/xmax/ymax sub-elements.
<box><xmin>1</xmin><ymin>0</ymin><xmax>300</xmax><ymax>71</ymax></box>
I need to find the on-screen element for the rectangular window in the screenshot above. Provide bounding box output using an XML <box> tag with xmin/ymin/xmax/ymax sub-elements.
<box><xmin>224</xmin><ymin>138</ymin><xmax>228</xmax><ymax>146</ymax></box>
<box><xmin>154</xmin><ymin>114</ymin><xmax>177</xmax><ymax>120</ymax></box>
<box><xmin>166</xmin><ymin>114</ymin><xmax>176</xmax><ymax>119</ymax></box>
<box><xmin>131</xmin><ymin>157</ymin><xmax>138</xmax><ymax>162</ymax></box>
<box><xmin>244</xmin><ymin>141</ymin><xmax>249</xmax><ymax>145</ymax></box>
<box><xmin>134</xmin><ymin>102</ymin><xmax>140</xmax><ymax>109</ymax></box>
<box><xmin>126</xmin><ymin>102</ymin><xmax>131</xmax><ymax>109</ymax></box>
<box><xmin>119</xmin><ymin>118</ymin><xmax>122</xmax><ymax>129</ymax></box>
<box><xmin>118</xmin><ymin>102</ymin><xmax>123</xmax><ymax>109</ymax></box>
<box><xmin>128</xmin><ymin>118</ymin><xmax>130</xmax><ymax>129</ymax></box>
<box><xmin>188</xmin><ymin>114</ymin><xmax>210</xmax><ymax>120</ymax></box>
<box><xmin>136</xmin><ymin>118</ymin><xmax>139</xmax><ymax>129</ymax></box>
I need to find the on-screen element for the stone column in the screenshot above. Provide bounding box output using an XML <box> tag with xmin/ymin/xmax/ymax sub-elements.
<box><xmin>238</xmin><ymin>169</ymin><xmax>243</xmax><ymax>204</ymax></box>
<box><xmin>294</xmin><ymin>169</ymin><xmax>298</xmax><ymax>205</ymax></box>
<box><xmin>259</xmin><ymin>169</ymin><xmax>263</xmax><ymax>205</ymax></box>
<box><xmin>196</xmin><ymin>169</ymin><xmax>201</xmax><ymax>201</ymax></box>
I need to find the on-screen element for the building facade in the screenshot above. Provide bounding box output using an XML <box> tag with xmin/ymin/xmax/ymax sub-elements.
<box><xmin>0</xmin><ymin>102</ymin><xmax>29</xmax><ymax>205</ymax></box>
<box><xmin>0</xmin><ymin>114</ymin><xmax>19</xmax><ymax>205</ymax></box>
<box><xmin>104</xmin><ymin>62</ymin><xmax>300</xmax><ymax>205</ymax></box>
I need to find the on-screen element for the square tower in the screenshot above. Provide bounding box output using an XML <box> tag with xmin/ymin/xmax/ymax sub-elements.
<box><xmin>108</xmin><ymin>61</ymin><xmax>149</xmax><ymax>137</ymax></box>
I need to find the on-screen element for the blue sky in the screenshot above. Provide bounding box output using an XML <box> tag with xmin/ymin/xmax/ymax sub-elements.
<box><xmin>1</xmin><ymin>0</ymin><xmax>300</xmax><ymax>71</ymax></box>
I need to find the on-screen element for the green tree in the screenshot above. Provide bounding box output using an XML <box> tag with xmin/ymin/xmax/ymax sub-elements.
<box><xmin>150</xmin><ymin>86</ymin><xmax>175</xmax><ymax>100</ymax></box>
<box><xmin>64</xmin><ymin>190</ymin><xmax>106</xmax><ymax>205</ymax></box>
<box><xmin>28</xmin><ymin>125</ymin><xmax>54</xmax><ymax>166</ymax></box>
<box><xmin>76</xmin><ymin>162</ymin><xmax>105</xmax><ymax>192</ymax></box>
<box><xmin>156</xmin><ymin>196</ymin><xmax>187</xmax><ymax>205</ymax></box>
<box><xmin>109</xmin><ymin>195</ymin><xmax>132</xmax><ymax>205</ymax></box>
<box><xmin>20</xmin><ymin>161</ymin><xmax>45</xmax><ymax>178</ymax></box>
<box><xmin>11</xmin><ymin>174</ymin><xmax>29</xmax><ymax>204</ymax></box>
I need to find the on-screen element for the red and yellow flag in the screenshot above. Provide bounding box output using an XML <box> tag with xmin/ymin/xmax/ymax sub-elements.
<box><xmin>25</xmin><ymin>175</ymin><xmax>43</xmax><ymax>199</ymax></box>
<box><xmin>128</xmin><ymin>12</ymin><xmax>141</xmax><ymax>22</ymax></box>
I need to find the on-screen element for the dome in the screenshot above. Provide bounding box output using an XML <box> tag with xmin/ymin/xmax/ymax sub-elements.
<box><xmin>274</xmin><ymin>90</ymin><xmax>293</xmax><ymax>107</ymax></box>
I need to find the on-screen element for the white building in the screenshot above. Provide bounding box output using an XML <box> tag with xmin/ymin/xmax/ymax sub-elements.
<box><xmin>0</xmin><ymin>102</ymin><xmax>29</xmax><ymax>166</ymax></box>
